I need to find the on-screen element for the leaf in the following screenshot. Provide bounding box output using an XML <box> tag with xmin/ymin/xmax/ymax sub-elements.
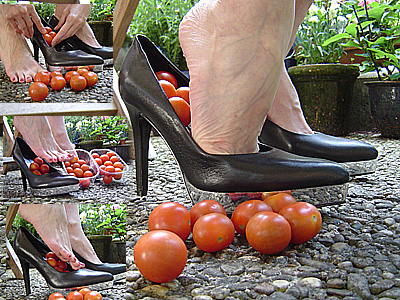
<box><xmin>389</xmin><ymin>73</ymin><xmax>400</xmax><ymax>81</ymax></box>
<box><xmin>346</xmin><ymin>23</ymin><xmax>358</xmax><ymax>37</ymax></box>
<box><xmin>360</xmin><ymin>21</ymin><xmax>375</xmax><ymax>29</ymax></box>
<box><xmin>343</xmin><ymin>40</ymin><xmax>361</xmax><ymax>48</ymax></box>
<box><xmin>323</xmin><ymin>33</ymin><xmax>351</xmax><ymax>46</ymax></box>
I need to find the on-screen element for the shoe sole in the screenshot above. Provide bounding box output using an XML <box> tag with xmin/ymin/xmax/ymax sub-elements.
<box><xmin>47</xmin><ymin>64</ymin><xmax>104</xmax><ymax>73</ymax></box>
<box><xmin>340</xmin><ymin>159</ymin><xmax>377</xmax><ymax>176</ymax></box>
<box><xmin>46</xmin><ymin>278</ymin><xmax>115</xmax><ymax>294</ymax></box>
<box><xmin>30</xmin><ymin>184</ymin><xmax>80</xmax><ymax>197</ymax></box>
<box><xmin>184</xmin><ymin>176</ymin><xmax>348</xmax><ymax>214</ymax></box>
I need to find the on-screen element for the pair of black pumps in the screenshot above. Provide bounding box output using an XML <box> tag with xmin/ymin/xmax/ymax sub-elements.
<box><xmin>118</xmin><ymin>35</ymin><xmax>378</xmax><ymax>199</ymax></box>
<box><xmin>14</xmin><ymin>226</ymin><xmax>125</xmax><ymax>295</ymax></box>
<box><xmin>31</xmin><ymin>15</ymin><xmax>112</xmax><ymax>71</ymax></box>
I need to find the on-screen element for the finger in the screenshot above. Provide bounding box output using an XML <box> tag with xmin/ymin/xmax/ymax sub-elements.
<box><xmin>51</xmin><ymin>21</ymin><xmax>74</xmax><ymax>46</ymax></box>
<box><xmin>54</xmin><ymin>11</ymin><xmax>68</xmax><ymax>31</ymax></box>
<box><xmin>15</xmin><ymin>15</ymin><xmax>31</xmax><ymax>38</ymax></box>
<box><xmin>28</xmin><ymin>5</ymin><xmax>46</xmax><ymax>34</ymax></box>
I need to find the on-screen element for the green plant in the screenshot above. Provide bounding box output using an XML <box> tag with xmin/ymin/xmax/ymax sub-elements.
<box><xmin>129</xmin><ymin>0</ymin><xmax>198</xmax><ymax>71</ymax></box>
<box><xmin>294</xmin><ymin>0</ymin><xmax>348</xmax><ymax>64</ymax></box>
<box><xmin>324</xmin><ymin>0</ymin><xmax>400</xmax><ymax>80</ymax></box>
<box><xmin>11</xmin><ymin>211</ymin><xmax>40</xmax><ymax>241</ymax></box>
<box><xmin>65</xmin><ymin>116</ymin><xmax>98</xmax><ymax>144</ymax></box>
<box><xmin>90</xmin><ymin>116</ymin><xmax>130</xmax><ymax>145</ymax></box>
<box><xmin>88</xmin><ymin>2</ymin><xmax>115</xmax><ymax>22</ymax></box>
<box><xmin>33</xmin><ymin>3</ymin><xmax>55</xmax><ymax>21</ymax></box>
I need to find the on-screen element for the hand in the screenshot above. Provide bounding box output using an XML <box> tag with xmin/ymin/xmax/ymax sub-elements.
<box><xmin>52</xmin><ymin>4</ymin><xmax>92</xmax><ymax>46</ymax></box>
<box><xmin>0</xmin><ymin>4</ymin><xmax>46</xmax><ymax>38</ymax></box>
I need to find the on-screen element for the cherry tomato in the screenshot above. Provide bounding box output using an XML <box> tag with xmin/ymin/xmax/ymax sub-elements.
<box><xmin>64</xmin><ymin>161</ymin><xmax>71</xmax><ymax>168</ymax></box>
<box><xmin>29</xmin><ymin>82</ymin><xmax>48</xmax><ymax>102</ymax></box>
<box><xmin>48</xmin><ymin>292</ymin><xmax>65</xmax><ymax>300</ymax></box>
<box><xmin>46</xmin><ymin>252</ymin><xmax>58</xmax><ymax>260</ymax></box>
<box><xmin>148</xmin><ymin>202</ymin><xmax>191</xmax><ymax>241</ymax></box>
<box><xmin>100</xmin><ymin>154</ymin><xmax>109</xmax><ymax>163</ymax></box>
<box><xmin>32</xmin><ymin>170</ymin><xmax>42</xmax><ymax>176</ymax></box>
<box><xmin>279</xmin><ymin>202</ymin><xmax>322</xmax><ymax>244</ymax></box>
<box><xmin>44</xmin><ymin>26</ymin><xmax>52</xmax><ymax>34</ymax></box>
<box><xmin>110</xmin><ymin>156</ymin><xmax>119</xmax><ymax>163</ymax></box>
<box><xmin>113</xmin><ymin>162</ymin><xmax>124</xmax><ymax>170</ymax></box>
<box><xmin>81</xmin><ymin>164</ymin><xmax>90</xmax><ymax>172</ymax></box>
<box><xmin>66</xmin><ymin>291</ymin><xmax>83</xmax><ymax>300</ymax></box>
<box><xmin>34</xmin><ymin>157</ymin><xmax>43</xmax><ymax>165</ymax></box>
<box><xmin>246</xmin><ymin>192</ymin><xmax>263</xmax><ymax>200</ymax></box>
<box><xmin>94</xmin><ymin>158</ymin><xmax>103</xmax><ymax>166</ymax></box>
<box><xmin>43</xmin><ymin>33</ymin><xmax>53</xmax><ymax>45</ymax></box>
<box><xmin>83</xmin><ymin>170</ymin><xmax>93</xmax><ymax>178</ymax></box>
<box><xmin>190</xmin><ymin>199</ymin><xmax>226</xmax><ymax>229</ymax></box>
<box><xmin>58</xmin><ymin>261</ymin><xmax>67</xmax><ymax>270</ymax></box>
<box><xmin>50</xmin><ymin>76</ymin><xmax>66</xmax><ymax>90</ymax></box>
<box><xmin>72</xmin><ymin>163</ymin><xmax>81</xmax><ymax>169</ymax></box>
<box><xmin>159</xmin><ymin>80</ymin><xmax>177</xmax><ymax>98</ymax></box>
<box><xmin>92</xmin><ymin>153</ymin><xmax>100</xmax><ymax>159</ymax></box>
<box><xmin>65</xmin><ymin>71</ymin><xmax>80</xmax><ymax>84</ymax></box>
<box><xmin>79</xmin><ymin>178</ymin><xmax>91</xmax><ymax>188</ymax></box>
<box><xmin>104</xmin><ymin>166</ymin><xmax>115</xmax><ymax>173</ymax></box>
<box><xmin>231</xmin><ymin>200</ymin><xmax>272</xmax><ymax>235</ymax></box>
<box><xmin>66</xmin><ymin>167</ymin><xmax>74</xmax><ymax>173</ymax></box>
<box><xmin>113</xmin><ymin>168</ymin><xmax>122</xmax><ymax>180</ymax></box>
<box><xmin>83</xmin><ymin>71</ymin><xmax>98</xmax><ymax>87</ymax></box>
<box><xmin>50</xmin><ymin>71</ymin><xmax>63</xmax><ymax>79</ymax></box>
<box><xmin>49</xmin><ymin>31</ymin><xmax>57</xmax><ymax>39</ymax></box>
<box><xmin>155</xmin><ymin>71</ymin><xmax>178</xmax><ymax>88</ymax></box>
<box><xmin>34</xmin><ymin>71</ymin><xmax>51</xmax><ymax>86</ymax></box>
<box><xmin>176</xmin><ymin>86</ymin><xmax>190</xmax><ymax>104</ymax></box>
<box><xmin>70</xmin><ymin>156</ymin><xmax>79</xmax><ymax>164</ymax></box>
<box><xmin>228</xmin><ymin>193</ymin><xmax>247</xmax><ymax>201</ymax></box>
<box><xmin>77</xmin><ymin>159</ymin><xmax>86</xmax><ymax>166</ymax></box>
<box><xmin>192</xmin><ymin>213</ymin><xmax>235</xmax><ymax>252</ymax></box>
<box><xmin>103</xmin><ymin>161</ymin><xmax>113</xmax><ymax>167</ymax></box>
<box><xmin>246</xmin><ymin>211</ymin><xmax>291</xmax><ymax>254</ymax></box>
<box><xmin>103</xmin><ymin>175</ymin><xmax>113</xmax><ymax>184</ymax></box>
<box><xmin>29</xmin><ymin>162</ymin><xmax>40</xmax><ymax>172</ymax></box>
<box><xmin>263</xmin><ymin>192</ymin><xmax>297</xmax><ymax>213</ymax></box>
<box><xmin>99</xmin><ymin>165</ymin><xmax>107</xmax><ymax>175</ymax></box>
<box><xmin>134</xmin><ymin>230</ymin><xmax>187</xmax><ymax>283</ymax></box>
<box><xmin>169</xmin><ymin>96</ymin><xmax>191</xmax><ymax>126</ymax></box>
<box><xmin>106</xmin><ymin>151</ymin><xmax>116</xmax><ymax>158</ymax></box>
<box><xmin>261</xmin><ymin>191</ymin><xmax>292</xmax><ymax>200</ymax></box>
<box><xmin>70</xmin><ymin>75</ymin><xmax>87</xmax><ymax>91</ymax></box>
<box><xmin>39</xmin><ymin>164</ymin><xmax>50</xmax><ymax>174</ymax></box>
<box><xmin>83</xmin><ymin>291</ymin><xmax>102</xmax><ymax>300</ymax></box>
<box><xmin>74</xmin><ymin>168</ymin><xmax>83</xmax><ymax>178</ymax></box>
<box><xmin>77</xmin><ymin>68</ymin><xmax>89</xmax><ymax>76</ymax></box>
<box><xmin>47</xmin><ymin>257</ymin><xmax>58</xmax><ymax>268</ymax></box>
<box><xmin>78</xmin><ymin>288</ymin><xmax>91</xmax><ymax>298</ymax></box>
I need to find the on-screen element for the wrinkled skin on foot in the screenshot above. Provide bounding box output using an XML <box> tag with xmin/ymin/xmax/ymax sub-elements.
<box><xmin>179</xmin><ymin>0</ymin><xmax>295</xmax><ymax>154</ymax></box>
<box><xmin>19</xmin><ymin>204</ymin><xmax>84</xmax><ymax>270</ymax></box>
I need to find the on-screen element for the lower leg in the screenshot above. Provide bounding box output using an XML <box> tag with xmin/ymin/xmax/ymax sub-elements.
<box><xmin>64</xmin><ymin>204</ymin><xmax>102</xmax><ymax>264</ymax></box>
<box><xmin>47</xmin><ymin>116</ymin><xmax>75</xmax><ymax>151</ymax></box>
<box><xmin>14</xmin><ymin>116</ymin><xmax>73</xmax><ymax>162</ymax></box>
<box><xmin>180</xmin><ymin>0</ymin><xmax>295</xmax><ymax>154</ymax></box>
<box><xmin>19</xmin><ymin>204</ymin><xmax>84</xmax><ymax>270</ymax></box>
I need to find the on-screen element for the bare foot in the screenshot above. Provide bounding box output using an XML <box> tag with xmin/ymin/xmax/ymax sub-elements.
<box><xmin>14</xmin><ymin>116</ymin><xmax>73</xmax><ymax>163</ymax></box>
<box><xmin>0</xmin><ymin>16</ymin><xmax>44</xmax><ymax>83</ymax></box>
<box><xmin>179</xmin><ymin>0</ymin><xmax>295</xmax><ymax>154</ymax></box>
<box><xmin>19</xmin><ymin>204</ymin><xmax>84</xmax><ymax>270</ymax></box>
<box><xmin>267</xmin><ymin>67</ymin><xmax>313</xmax><ymax>134</ymax></box>
<box><xmin>64</xmin><ymin>204</ymin><xmax>102</xmax><ymax>264</ymax></box>
<box><xmin>47</xmin><ymin>116</ymin><xmax>76</xmax><ymax>151</ymax></box>
<box><xmin>74</xmin><ymin>22</ymin><xmax>102</xmax><ymax>48</ymax></box>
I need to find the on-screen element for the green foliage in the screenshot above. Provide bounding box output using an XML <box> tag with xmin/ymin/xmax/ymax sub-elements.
<box><xmin>324</xmin><ymin>0</ymin><xmax>400</xmax><ymax>80</ymax></box>
<box><xmin>11</xmin><ymin>211</ymin><xmax>40</xmax><ymax>241</ymax></box>
<box><xmin>88</xmin><ymin>2</ymin><xmax>115</xmax><ymax>21</ymax></box>
<box><xmin>129</xmin><ymin>0</ymin><xmax>199</xmax><ymax>70</ymax></box>
<box><xmin>294</xmin><ymin>0</ymin><xmax>348</xmax><ymax>64</ymax></box>
<box><xmin>33</xmin><ymin>3</ymin><xmax>55</xmax><ymax>21</ymax></box>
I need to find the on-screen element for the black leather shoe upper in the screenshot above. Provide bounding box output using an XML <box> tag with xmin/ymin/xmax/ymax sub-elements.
<box><xmin>74</xmin><ymin>251</ymin><xmax>126</xmax><ymax>275</ymax></box>
<box><xmin>259</xmin><ymin>119</ymin><xmax>378</xmax><ymax>163</ymax></box>
<box><xmin>12</xmin><ymin>137</ymin><xmax>79</xmax><ymax>189</ymax></box>
<box><xmin>14</xmin><ymin>227</ymin><xmax>113</xmax><ymax>289</ymax></box>
<box><xmin>49</xmin><ymin>16</ymin><xmax>113</xmax><ymax>60</ymax></box>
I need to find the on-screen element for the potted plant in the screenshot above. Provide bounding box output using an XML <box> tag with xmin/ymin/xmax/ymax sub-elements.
<box><xmin>87</xmin><ymin>2</ymin><xmax>115</xmax><ymax>46</ymax></box>
<box><xmin>324</xmin><ymin>0</ymin><xmax>400</xmax><ymax>138</ymax></box>
<box><xmin>290</xmin><ymin>0</ymin><xmax>360</xmax><ymax>136</ymax></box>
<box><xmin>65</xmin><ymin>117</ymin><xmax>103</xmax><ymax>151</ymax></box>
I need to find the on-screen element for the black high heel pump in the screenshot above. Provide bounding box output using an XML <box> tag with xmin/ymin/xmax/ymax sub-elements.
<box><xmin>48</xmin><ymin>16</ymin><xmax>113</xmax><ymax>63</ymax></box>
<box><xmin>31</xmin><ymin>18</ymin><xmax>103</xmax><ymax>71</ymax></box>
<box><xmin>73</xmin><ymin>251</ymin><xmax>126</xmax><ymax>275</ymax></box>
<box><xmin>12</xmin><ymin>137</ymin><xmax>80</xmax><ymax>197</ymax></box>
<box><xmin>119</xmin><ymin>35</ymin><xmax>350</xmax><ymax>197</ymax></box>
<box><xmin>14</xmin><ymin>227</ymin><xmax>113</xmax><ymax>295</ymax></box>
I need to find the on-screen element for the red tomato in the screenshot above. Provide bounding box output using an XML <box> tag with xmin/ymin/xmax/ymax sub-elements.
<box><xmin>58</xmin><ymin>261</ymin><xmax>67</xmax><ymax>270</ymax></box>
<box><xmin>48</xmin><ymin>292</ymin><xmax>65</xmax><ymax>300</ymax></box>
<box><xmin>34</xmin><ymin>71</ymin><xmax>51</xmax><ymax>86</ymax></box>
<box><xmin>246</xmin><ymin>192</ymin><xmax>263</xmax><ymax>200</ymax></box>
<box><xmin>92</xmin><ymin>153</ymin><xmax>100</xmax><ymax>159</ymax></box>
<box><xmin>159</xmin><ymin>80</ymin><xmax>177</xmax><ymax>98</ymax></box>
<box><xmin>47</xmin><ymin>257</ymin><xmax>58</xmax><ymax>268</ymax></box>
<box><xmin>34</xmin><ymin>157</ymin><xmax>43</xmax><ymax>165</ymax></box>
<box><xmin>261</xmin><ymin>191</ymin><xmax>292</xmax><ymax>200</ymax></box>
<box><xmin>105</xmin><ymin>166</ymin><xmax>115</xmax><ymax>173</ymax></box>
<box><xmin>83</xmin><ymin>71</ymin><xmax>98</xmax><ymax>87</ymax></box>
<box><xmin>65</xmin><ymin>71</ymin><xmax>80</xmax><ymax>84</ymax></box>
<box><xmin>176</xmin><ymin>86</ymin><xmax>190</xmax><ymax>104</ymax></box>
<box><xmin>48</xmin><ymin>31</ymin><xmax>57</xmax><ymax>39</ymax></box>
<box><xmin>94</xmin><ymin>158</ymin><xmax>103</xmax><ymax>166</ymax></box>
<box><xmin>39</xmin><ymin>164</ymin><xmax>50</xmax><ymax>174</ymax></box>
<box><xmin>70</xmin><ymin>75</ymin><xmax>87</xmax><ymax>91</ymax></box>
<box><xmin>110</xmin><ymin>156</ymin><xmax>119</xmax><ymax>163</ymax></box>
<box><xmin>51</xmin><ymin>74</ymin><xmax>66</xmax><ymax>90</ymax></box>
<box><xmin>100</xmin><ymin>154</ymin><xmax>109</xmax><ymax>163</ymax></box>
<box><xmin>79</xmin><ymin>178</ymin><xmax>91</xmax><ymax>188</ymax></box>
<box><xmin>103</xmin><ymin>161</ymin><xmax>113</xmax><ymax>167</ymax></box>
<box><xmin>72</xmin><ymin>163</ymin><xmax>81</xmax><ymax>169</ymax></box>
<box><xmin>32</xmin><ymin>170</ymin><xmax>42</xmax><ymax>176</ymax></box>
<box><xmin>78</xmin><ymin>288</ymin><xmax>91</xmax><ymax>298</ymax></box>
<box><xmin>43</xmin><ymin>33</ymin><xmax>53</xmax><ymax>45</ymax></box>
<box><xmin>106</xmin><ymin>151</ymin><xmax>116</xmax><ymax>158</ymax></box>
<box><xmin>103</xmin><ymin>175</ymin><xmax>113</xmax><ymax>184</ymax></box>
<box><xmin>231</xmin><ymin>200</ymin><xmax>272</xmax><ymax>235</ymax></box>
<box><xmin>263</xmin><ymin>192</ymin><xmax>297</xmax><ymax>213</ymax></box>
<box><xmin>44</xmin><ymin>27</ymin><xmax>52</xmax><ymax>34</ymax></box>
<box><xmin>113</xmin><ymin>162</ymin><xmax>124</xmax><ymax>170</ymax></box>
<box><xmin>99</xmin><ymin>165</ymin><xmax>107</xmax><ymax>175</ymax></box>
<box><xmin>113</xmin><ymin>168</ymin><xmax>122</xmax><ymax>180</ymax></box>
<box><xmin>81</xmin><ymin>164</ymin><xmax>90</xmax><ymax>172</ymax></box>
<box><xmin>45</xmin><ymin>252</ymin><xmax>58</xmax><ymax>260</ymax></box>
<box><xmin>77</xmin><ymin>68</ymin><xmax>89</xmax><ymax>76</ymax></box>
<box><xmin>192</xmin><ymin>213</ymin><xmax>234</xmax><ymax>252</ymax></box>
<box><xmin>50</xmin><ymin>71</ymin><xmax>63</xmax><ymax>79</ymax></box>
<box><xmin>169</xmin><ymin>97</ymin><xmax>191</xmax><ymax>126</ymax></box>
<box><xmin>83</xmin><ymin>170</ymin><xmax>93</xmax><ymax>178</ymax></box>
<box><xmin>228</xmin><ymin>193</ymin><xmax>247</xmax><ymax>201</ymax></box>
<box><xmin>29</xmin><ymin>162</ymin><xmax>40</xmax><ymax>172</ymax></box>
<box><xmin>279</xmin><ymin>202</ymin><xmax>322</xmax><ymax>244</ymax></box>
<box><xmin>74</xmin><ymin>168</ymin><xmax>83</xmax><ymax>178</ymax></box>
<box><xmin>134</xmin><ymin>230</ymin><xmax>187</xmax><ymax>283</ymax></box>
<box><xmin>246</xmin><ymin>211</ymin><xmax>291</xmax><ymax>254</ymax></box>
<box><xmin>29</xmin><ymin>82</ymin><xmax>48</xmax><ymax>102</ymax></box>
<box><xmin>83</xmin><ymin>291</ymin><xmax>102</xmax><ymax>300</ymax></box>
<box><xmin>66</xmin><ymin>167</ymin><xmax>74</xmax><ymax>173</ymax></box>
<box><xmin>148</xmin><ymin>202</ymin><xmax>191</xmax><ymax>241</ymax></box>
<box><xmin>64</xmin><ymin>161</ymin><xmax>71</xmax><ymax>168</ymax></box>
<box><xmin>70</xmin><ymin>156</ymin><xmax>79</xmax><ymax>164</ymax></box>
<box><xmin>190</xmin><ymin>199</ymin><xmax>226</xmax><ymax>229</ymax></box>
<box><xmin>77</xmin><ymin>159</ymin><xmax>86</xmax><ymax>166</ymax></box>
<box><xmin>155</xmin><ymin>71</ymin><xmax>178</xmax><ymax>88</ymax></box>
<box><xmin>66</xmin><ymin>291</ymin><xmax>83</xmax><ymax>300</ymax></box>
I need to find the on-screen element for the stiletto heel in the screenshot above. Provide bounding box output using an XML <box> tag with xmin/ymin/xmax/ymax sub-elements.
<box><xmin>14</xmin><ymin>227</ymin><xmax>113</xmax><ymax>295</ymax></box>
<box><xmin>12</xmin><ymin>137</ymin><xmax>80</xmax><ymax>197</ymax></box>
<box><xmin>32</xmin><ymin>40</ymin><xmax>39</xmax><ymax>62</ymax></box>
<box><xmin>119</xmin><ymin>35</ymin><xmax>350</xmax><ymax>199</ymax></box>
<box><xmin>131</xmin><ymin>108</ymin><xmax>152</xmax><ymax>196</ymax></box>
<box><xmin>19</xmin><ymin>257</ymin><xmax>31</xmax><ymax>295</ymax></box>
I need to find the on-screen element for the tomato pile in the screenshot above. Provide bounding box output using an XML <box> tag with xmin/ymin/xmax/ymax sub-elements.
<box><xmin>156</xmin><ymin>71</ymin><xmax>191</xmax><ymax>127</ymax></box>
<box><xmin>134</xmin><ymin>193</ymin><xmax>323</xmax><ymax>282</ymax></box>
<box><xmin>43</xmin><ymin>26</ymin><xmax>57</xmax><ymax>46</ymax></box>
<box><xmin>91</xmin><ymin>151</ymin><xmax>124</xmax><ymax>185</ymax></box>
<box><xmin>63</xmin><ymin>155</ymin><xmax>94</xmax><ymax>188</ymax></box>
<box><xmin>29</xmin><ymin>67</ymin><xmax>98</xmax><ymax>102</ymax></box>
<box><xmin>45</xmin><ymin>252</ymin><xmax>70</xmax><ymax>273</ymax></box>
<box><xmin>48</xmin><ymin>288</ymin><xmax>102</xmax><ymax>300</ymax></box>
<box><xmin>29</xmin><ymin>157</ymin><xmax>49</xmax><ymax>175</ymax></box>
